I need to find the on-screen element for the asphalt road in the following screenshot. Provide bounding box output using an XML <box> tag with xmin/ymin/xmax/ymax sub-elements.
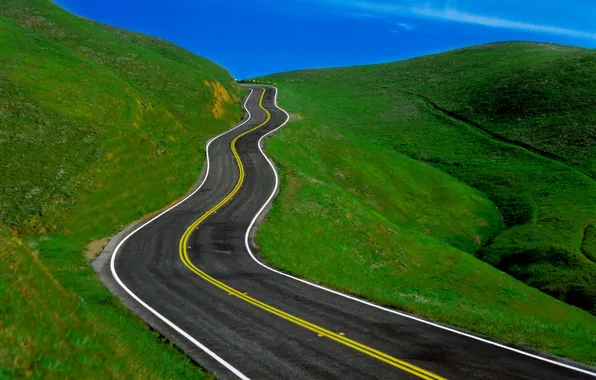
<box><xmin>99</xmin><ymin>86</ymin><xmax>596</xmax><ymax>379</ymax></box>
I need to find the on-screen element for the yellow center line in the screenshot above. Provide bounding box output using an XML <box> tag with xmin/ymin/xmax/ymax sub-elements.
<box><xmin>178</xmin><ymin>88</ymin><xmax>446</xmax><ymax>380</ymax></box>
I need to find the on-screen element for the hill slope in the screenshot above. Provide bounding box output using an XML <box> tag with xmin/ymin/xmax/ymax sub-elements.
<box><xmin>0</xmin><ymin>0</ymin><xmax>242</xmax><ymax>376</ymax></box>
<box><xmin>0</xmin><ymin>224</ymin><xmax>201</xmax><ymax>378</ymax></box>
<box><xmin>258</xmin><ymin>42</ymin><xmax>596</xmax><ymax>363</ymax></box>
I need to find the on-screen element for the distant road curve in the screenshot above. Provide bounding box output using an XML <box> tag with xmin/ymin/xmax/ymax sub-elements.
<box><xmin>97</xmin><ymin>86</ymin><xmax>596</xmax><ymax>379</ymax></box>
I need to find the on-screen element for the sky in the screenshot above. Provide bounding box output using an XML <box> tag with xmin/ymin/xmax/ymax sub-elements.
<box><xmin>54</xmin><ymin>0</ymin><xmax>596</xmax><ymax>79</ymax></box>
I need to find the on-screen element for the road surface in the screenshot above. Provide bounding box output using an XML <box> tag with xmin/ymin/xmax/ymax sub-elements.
<box><xmin>98</xmin><ymin>86</ymin><xmax>595</xmax><ymax>379</ymax></box>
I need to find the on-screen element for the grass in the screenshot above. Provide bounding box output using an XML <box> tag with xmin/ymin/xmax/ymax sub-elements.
<box><xmin>1</xmin><ymin>0</ymin><xmax>242</xmax><ymax>376</ymax></box>
<box><xmin>0</xmin><ymin>224</ymin><xmax>202</xmax><ymax>378</ymax></box>
<box><xmin>257</xmin><ymin>41</ymin><xmax>596</xmax><ymax>364</ymax></box>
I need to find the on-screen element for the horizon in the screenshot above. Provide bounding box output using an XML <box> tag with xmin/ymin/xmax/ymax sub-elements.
<box><xmin>53</xmin><ymin>0</ymin><xmax>596</xmax><ymax>79</ymax></box>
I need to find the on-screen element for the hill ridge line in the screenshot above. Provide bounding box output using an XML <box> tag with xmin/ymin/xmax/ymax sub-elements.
<box><xmin>403</xmin><ymin>90</ymin><xmax>596</xmax><ymax>184</ymax></box>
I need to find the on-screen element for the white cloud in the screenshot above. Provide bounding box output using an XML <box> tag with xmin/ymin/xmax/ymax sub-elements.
<box><xmin>397</xmin><ymin>22</ymin><xmax>415</xmax><ymax>31</ymax></box>
<box><xmin>342</xmin><ymin>1</ymin><xmax>596</xmax><ymax>40</ymax></box>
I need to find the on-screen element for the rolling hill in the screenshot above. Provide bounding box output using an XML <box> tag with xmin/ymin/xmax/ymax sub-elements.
<box><xmin>258</xmin><ymin>42</ymin><xmax>596</xmax><ymax>364</ymax></box>
<box><xmin>0</xmin><ymin>0</ymin><xmax>242</xmax><ymax>377</ymax></box>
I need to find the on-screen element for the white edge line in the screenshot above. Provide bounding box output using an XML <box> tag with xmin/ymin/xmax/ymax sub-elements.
<box><xmin>244</xmin><ymin>86</ymin><xmax>596</xmax><ymax>378</ymax></box>
<box><xmin>109</xmin><ymin>89</ymin><xmax>258</xmax><ymax>380</ymax></box>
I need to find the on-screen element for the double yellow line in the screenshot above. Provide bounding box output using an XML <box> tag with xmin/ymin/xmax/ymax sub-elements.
<box><xmin>179</xmin><ymin>88</ymin><xmax>445</xmax><ymax>380</ymax></box>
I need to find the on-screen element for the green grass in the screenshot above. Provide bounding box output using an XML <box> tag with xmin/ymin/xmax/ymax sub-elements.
<box><xmin>257</xmin><ymin>42</ymin><xmax>596</xmax><ymax>364</ymax></box>
<box><xmin>1</xmin><ymin>0</ymin><xmax>242</xmax><ymax>376</ymax></box>
<box><xmin>0</xmin><ymin>224</ymin><xmax>202</xmax><ymax>378</ymax></box>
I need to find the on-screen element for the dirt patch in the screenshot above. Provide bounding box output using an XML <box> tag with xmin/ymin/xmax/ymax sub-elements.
<box><xmin>289</xmin><ymin>113</ymin><xmax>304</xmax><ymax>122</ymax></box>
<box><xmin>204</xmin><ymin>80</ymin><xmax>232</xmax><ymax>119</ymax></box>
<box><xmin>86</xmin><ymin>237</ymin><xmax>110</xmax><ymax>262</ymax></box>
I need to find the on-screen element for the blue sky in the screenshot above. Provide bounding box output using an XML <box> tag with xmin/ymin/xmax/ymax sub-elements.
<box><xmin>54</xmin><ymin>0</ymin><xmax>596</xmax><ymax>79</ymax></box>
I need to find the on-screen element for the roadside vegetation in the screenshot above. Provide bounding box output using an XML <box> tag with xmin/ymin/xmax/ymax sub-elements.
<box><xmin>0</xmin><ymin>224</ymin><xmax>202</xmax><ymax>378</ymax></box>
<box><xmin>0</xmin><ymin>0</ymin><xmax>242</xmax><ymax>376</ymax></box>
<box><xmin>258</xmin><ymin>42</ymin><xmax>596</xmax><ymax>364</ymax></box>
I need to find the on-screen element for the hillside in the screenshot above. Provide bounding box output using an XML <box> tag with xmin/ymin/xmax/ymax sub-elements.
<box><xmin>0</xmin><ymin>224</ymin><xmax>203</xmax><ymax>378</ymax></box>
<box><xmin>258</xmin><ymin>42</ymin><xmax>596</xmax><ymax>363</ymax></box>
<box><xmin>0</xmin><ymin>0</ymin><xmax>242</xmax><ymax>376</ymax></box>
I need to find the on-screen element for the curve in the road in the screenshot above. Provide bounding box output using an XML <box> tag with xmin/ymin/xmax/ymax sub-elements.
<box><xmin>177</xmin><ymin>89</ymin><xmax>442</xmax><ymax>380</ymax></box>
<box><xmin>109</xmin><ymin>89</ymin><xmax>259</xmax><ymax>380</ymax></box>
<box><xmin>107</xmin><ymin>86</ymin><xmax>596</xmax><ymax>379</ymax></box>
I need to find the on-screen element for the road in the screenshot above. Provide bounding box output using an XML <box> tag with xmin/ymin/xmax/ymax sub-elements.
<box><xmin>98</xmin><ymin>86</ymin><xmax>595</xmax><ymax>379</ymax></box>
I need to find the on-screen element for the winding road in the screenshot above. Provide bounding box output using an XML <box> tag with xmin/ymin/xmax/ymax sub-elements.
<box><xmin>97</xmin><ymin>86</ymin><xmax>595</xmax><ymax>379</ymax></box>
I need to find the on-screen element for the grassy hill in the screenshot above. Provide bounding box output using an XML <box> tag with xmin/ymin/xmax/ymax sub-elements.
<box><xmin>0</xmin><ymin>0</ymin><xmax>242</xmax><ymax>376</ymax></box>
<box><xmin>258</xmin><ymin>42</ymin><xmax>596</xmax><ymax>364</ymax></box>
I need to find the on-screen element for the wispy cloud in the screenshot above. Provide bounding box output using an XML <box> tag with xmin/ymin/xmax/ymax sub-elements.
<box><xmin>334</xmin><ymin>1</ymin><xmax>596</xmax><ymax>40</ymax></box>
<box><xmin>396</xmin><ymin>22</ymin><xmax>415</xmax><ymax>31</ymax></box>
<box><xmin>414</xmin><ymin>6</ymin><xmax>596</xmax><ymax>39</ymax></box>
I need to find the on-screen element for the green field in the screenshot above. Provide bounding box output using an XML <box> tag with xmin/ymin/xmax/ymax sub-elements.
<box><xmin>257</xmin><ymin>42</ymin><xmax>596</xmax><ymax>364</ymax></box>
<box><xmin>0</xmin><ymin>0</ymin><xmax>242</xmax><ymax>377</ymax></box>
